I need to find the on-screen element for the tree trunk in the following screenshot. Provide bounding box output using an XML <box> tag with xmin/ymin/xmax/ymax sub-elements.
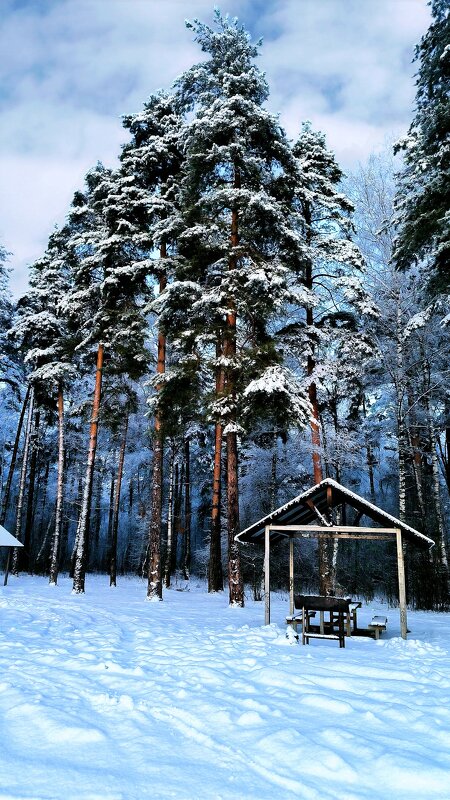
<box><xmin>224</xmin><ymin>164</ymin><xmax>244</xmax><ymax>607</ymax></box>
<box><xmin>37</xmin><ymin>511</ymin><xmax>55</xmax><ymax>568</ymax></box>
<box><xmin>308</xmin><ymin>379</ymin><xmax>324</xmax><ymax>484</ymax></box>
<box><xmin>183</xmin><ymin>436</ymin><xmax>191</xmax><ymax>580</ymax></box>
<box><xmin>36</xmin><ymin>456</ymin><xmax>51</xmax><ymax>570</ymax></box>
<box><xmin>73</xmin><ymin>342</ymin><xmax>104</xmax><ymax>594</ymax></box>
<box><xmin>147</xmin><ymin>250</ymin><xmax>167</xmax><ymax>601</ymax></box>
<box><xmin>91</xmin><ymin>461</ymin><xmax>103</xmax><ymax>569</ymax></box>
<box><xmin>362</xmin><ymin>395</ymin><xmax>376</xmax><ymax>500</ymax></box>
<box><xmin>106</xmin><ymin>470</ymin><xmax>115</xmax><ymax>572</ymax></box>
<box><xmin>226</xmin><ymin>430</ymin><xmax>244</xmax><ymax>605</ymax></box>
<box><xmin>270</xmin><ymin>432</ymin><xmax>278</xmax><ymax>512</ymax></box>
<box><xmin>304</xmin><ymin>240</ymin><xmax>330</xmax><ymax>595</ymax></box>
<box><xmin>209</xmin><ymin>338</ymin><xmax>225</xmax><ymax>592</ymax></box>
<box><xmin>8</xmin><ymin>388</ymin><xmax>35</xmax><ymax>582</ymax></box>
<box><xmin>445</xmin><ymin>422</ymin><xmax>450</xmax><ymax>495</ymax></box>
<box><xmin>406</xmin><ymin>422</ymin><xmax>425</xmax><ymax>522</ymax></box>
<box><xmin>173</xmin><ymin>459</ymin><xmax>184</xmax><ymax>574</ymax></box>
<box><xmin>396</xmin><ymin>307</ymin><xmax>407</xmax><ymax>522</ymax></box>
<box><xmin>70</xmin><ymin>474</ymin><xmax>83</xmax><ymax>578</ymax></box>
<box><xmin>49</xmin><ymin>386</ymin><xmax>65</xmax><ymax>585</ymax></box>
<box><xmin>0</xmin><ymin>385</ymin><xmax>31</xmax><ymax>527</ymax></box>
<box><xmin>425</xmin><ymin>391</ymin><xmax>450</xmax><ymax>605</ymax></box>
<box><xmin>110</xmin><ymin>413</ymin><xmax>128</xmax><ymax>587</ymax></box>
<box><xmin>163</xmin><ymin>446</ymin><xmax>175</xmax><ymax>588</ymax></box>
<box><xmin>22</xmin><ymin>408</ymin><xmax>40</xmax><ymax>572</ymax></box>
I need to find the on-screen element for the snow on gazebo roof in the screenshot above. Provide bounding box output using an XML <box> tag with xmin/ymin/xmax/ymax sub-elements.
<box><xmin>0</xmin><ymin>525</ymin><xmax>23</xmax><ymax>547</ymax></box>
<box><xmin>236</xmin><ymin>478</ymin><xmax>434</xmax><ymax>550</ymax></box>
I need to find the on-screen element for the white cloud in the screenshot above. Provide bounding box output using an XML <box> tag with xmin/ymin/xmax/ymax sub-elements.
<box><xmin>0</xmin><ymin>0</ymin><xmax>431</xmax><ymax>296</ymax></box>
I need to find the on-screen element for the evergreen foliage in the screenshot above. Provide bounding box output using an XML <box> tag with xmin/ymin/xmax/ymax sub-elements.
<box><xmin>393</xmin><ymin>0</ymin><xmax>450</xmax><ymax>292</ymax></box>
<box><xmin>0</xmin><ymin>244</ymin><xmax>22</xmax><ymax>393</ymax></box>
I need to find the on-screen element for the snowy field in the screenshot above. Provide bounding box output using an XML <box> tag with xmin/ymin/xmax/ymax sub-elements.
<box><xmin>1</xmin><ymin>577</ymin><xmax>450</xmax><ymax>800</ymax></box>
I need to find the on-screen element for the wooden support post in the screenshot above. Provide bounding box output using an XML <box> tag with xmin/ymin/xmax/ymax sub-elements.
<box><xmin>289</xmin><ymin>535</ymin><xmax>294</xmax><ymax>616</ymax></box>
<box><xmin>264</xmin><ymin>525</ymin><xmax>270</xmax><ymax>625</ymax></box>
<box><xmin>396</xmin><ymin>529</ymin><xmax>407</xmax><ymax>639</ymax></box>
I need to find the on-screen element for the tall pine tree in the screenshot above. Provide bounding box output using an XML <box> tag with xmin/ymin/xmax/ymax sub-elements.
<box><xmin>174</xmin><ymin>12</ymin><xmax>309</xmax><ymax>604</ymax></box>
<box><xmin>120</xmin><ymin>91</ymin><xmax>185</xmax><ymax>600</ymax></box>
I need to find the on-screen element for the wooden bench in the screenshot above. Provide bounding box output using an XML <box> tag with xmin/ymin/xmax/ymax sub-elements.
<box><xmin>286</xmin><ymin>610</ymin><xmax>316</xmax><ymax>634</ymax></box>
<box><xmin>368</xmin><ymin>615</ymin><xmax>388</xmax><ymax>639</ymax></box>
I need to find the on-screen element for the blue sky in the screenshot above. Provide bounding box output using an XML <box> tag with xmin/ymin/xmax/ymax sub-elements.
<box><xmin>0</xmin><ymin>0</ymin><xmax>430</xmax><ymax>295</ymax></box>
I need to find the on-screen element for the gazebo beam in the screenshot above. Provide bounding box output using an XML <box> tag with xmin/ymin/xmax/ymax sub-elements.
<box><xmin>264</xmin><ymin>524</ymin><xmax>270</xmax><ymax>625</ymax></box>
<box><xmin>268</xmin><ymin>524</ymin><xmax>399</xmax><ymax>533</ymax></box>
<box><xmin>289</xmin><ymin>536</ymin><xmax>294</xmax><ymax>616</ymax></box>
<box><xmin>396</xmin><ymin>529</ymin><xmax>408</xmax><ymax>639</ymax></box>
<box><xmin>304</xmin><ymin>498</ymin><xmax>329</xmax><ymax>527</ymax></box>
<box><xmin>292</xmin><ymin>533</ymin><xmax>394</xmax><ymax>541</ymax></box>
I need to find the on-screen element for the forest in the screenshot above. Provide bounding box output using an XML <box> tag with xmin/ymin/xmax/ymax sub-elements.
<box><xmin>0</xmin><ymin>4</ymin><xmax>449</xmax><ymax>610</ymax></box>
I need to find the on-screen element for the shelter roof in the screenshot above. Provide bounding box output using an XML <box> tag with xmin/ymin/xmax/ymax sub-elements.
<box><xmin>236</xmin><ymin>478</ymin><xmax>434</xmax><ymax>550</ymax></box>
<box><xmin>0</xmin><ymin>525</ymin><xmax>23</xmax><ymax>547</ymax></box>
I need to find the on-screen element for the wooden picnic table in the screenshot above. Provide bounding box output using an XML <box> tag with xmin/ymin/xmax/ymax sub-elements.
<box><xmin>294</xmin><ymin>595</ymin><xmax>351</xmax><ymax>648</ymax></box>
<box><xmin>345</xmin><ymin>601</ymin><xmax>362</xmax><ymax>636</ymax></box>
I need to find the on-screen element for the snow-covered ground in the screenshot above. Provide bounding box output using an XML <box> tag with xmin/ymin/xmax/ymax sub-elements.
<box><xmin>1</xmin><ymin>576</ymin><xmax>450</xmax><ymax>800</ymax></box>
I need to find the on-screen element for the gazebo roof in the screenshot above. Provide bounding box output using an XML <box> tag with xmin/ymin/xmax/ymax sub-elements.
<box><xmin>0</xmin><ymin>525</ymin><xmax>23</xmax><ymax>547</ymax></box>
<box><xmin>236</xmin><ymin>478</ymin><xmax>434</xmax><ymax>550</ymax></box>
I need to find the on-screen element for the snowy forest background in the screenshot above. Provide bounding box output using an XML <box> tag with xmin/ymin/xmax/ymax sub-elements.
<box><xmin>0</xmin><ymin>4</ymin><xmax>449</xmax><ymax>609</ymax></box>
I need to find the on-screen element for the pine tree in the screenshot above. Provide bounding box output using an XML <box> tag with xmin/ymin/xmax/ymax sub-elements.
<box><xmin>121</xmin><ymin>91</ymin><xmax>185</xmax><ymax>600</ymax></box>
<box><xmin>66</xmin><ymin>166</ymin><xmax>150</xmax><ymax>594</ymax></box>
<box><xmin>174</xmin><ymin>11</ymin><xmax>310</xmax><ymax>604</ymax></box>
<box><xmin>283</xmin><ymin>122</ymin><xmax>369</xmax><ymax>594</ymax></box>
<box><xmin>393</xmin><ymin>0</ymin><xmax>450</xmax><ymax>293</ymax></box>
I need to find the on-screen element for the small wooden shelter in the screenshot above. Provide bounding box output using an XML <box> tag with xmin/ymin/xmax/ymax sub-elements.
<box><xmin>235</xmin><ymin>478</ymin><xmax>434</xmax><ymax>639</ymax></box>
<box><xmin>0</xmin><ymin>525</ymin><xmax>23</xmax><ymax>548</ymax></box>
<box><xmin>1</xmin><ymin>525</ymin><xmax>23</xmax><ymax>586</ymax></box>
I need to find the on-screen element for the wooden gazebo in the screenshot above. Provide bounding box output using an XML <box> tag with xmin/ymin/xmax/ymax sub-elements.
<box><xmin>235</xmin><ymin>478</ymin><xmax>434</xmax><ymax>639</ymax></box>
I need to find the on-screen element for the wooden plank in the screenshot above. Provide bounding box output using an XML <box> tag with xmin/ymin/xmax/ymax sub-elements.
<box><xmin>304</xmin><ymin>498</ymin><xmax>329</xmax><ymax>527</ymax></box>
<box><xmin>289</xmin><ymin>535</ymin><xmax>294</xmax><ymax>616</ymax></box>
<box><xmin>264</xmin><ymin>524</ymin><xmax>270</xmax><ymax>626</ymax></box>
<box><xmin>396</xmin><ymin>528</ymin><xmax>408</xmax><ymax>639</ymax></box>
<box><xmin>295</xmin><ymin>533</ymin><xmax>394</xmax><ymax>541</ymax></box>
<box><xmin>268</xmin><ymin>525</ymin><xmax>399</xmax><ymax>533</ymax></box>
<box><xmin>327</xmin><ymin>484</ymin><xmax>332</xmax><ymax>508</ymax></box>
